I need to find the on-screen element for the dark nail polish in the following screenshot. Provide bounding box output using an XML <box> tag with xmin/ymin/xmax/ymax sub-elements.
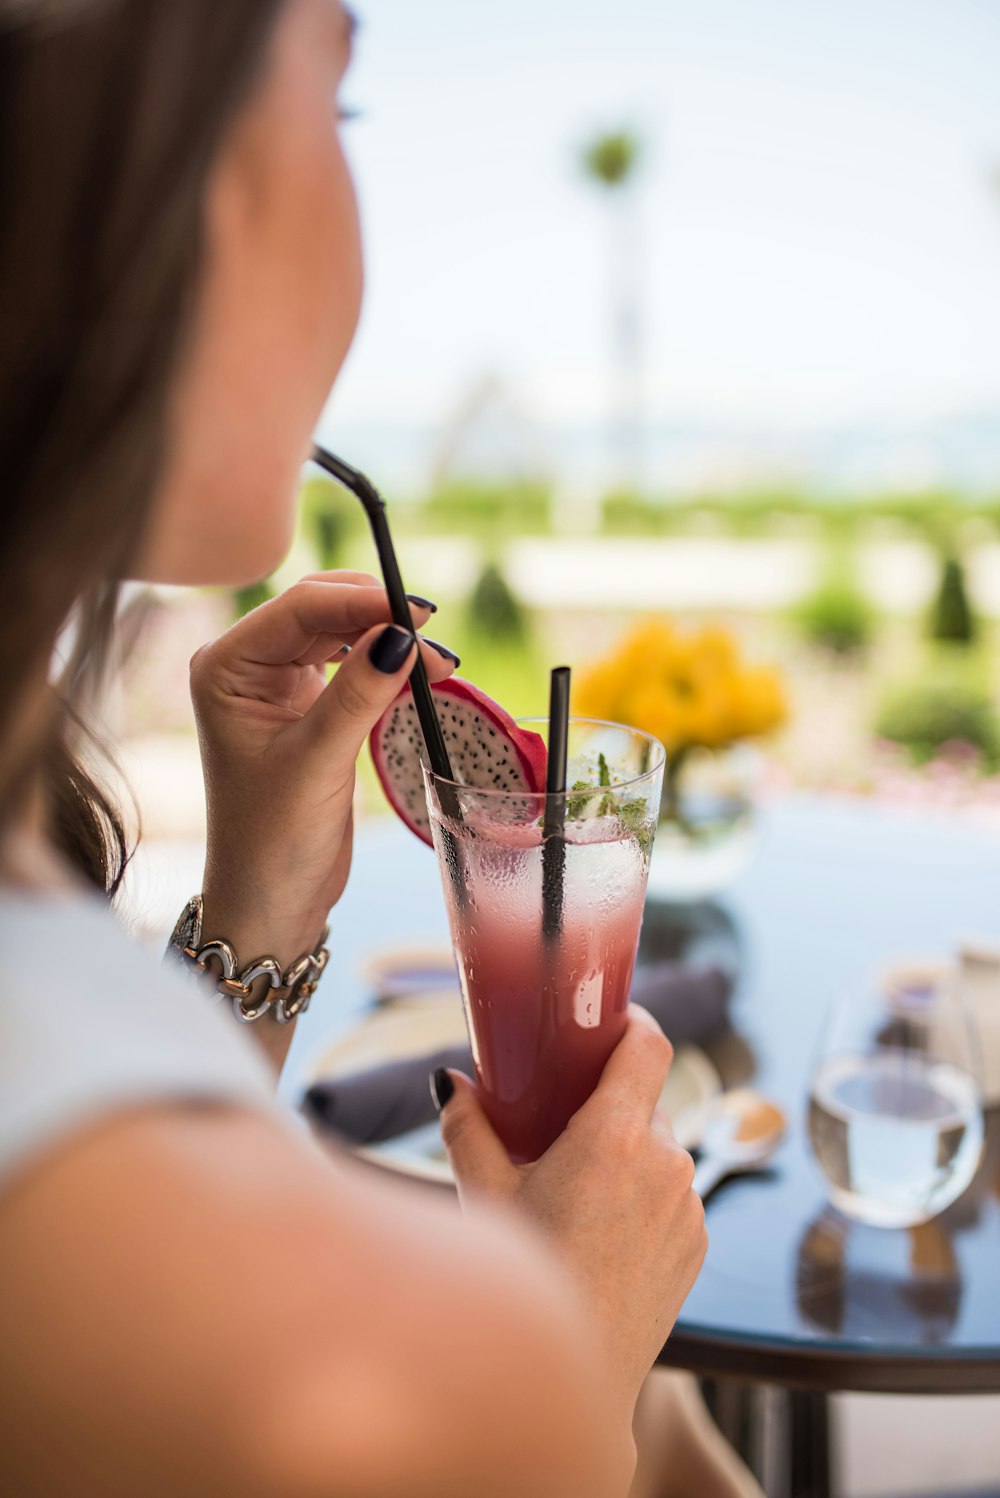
<box><xmin>369</xmin><ymin>624</ymin><xmax>415</xmax><ymax>674</ymax></box>
<box><xmin>303</xmin><ymin>1087</ymin><xmax>334</xmax><ymax>1125</ymax></box>
<box><xmin>430</xmin><ymin>1067</ymin><xmax>455</xmax><ymax>1112</ymax></box>
<box><xmin>424</xmin><ymin>638</ymin><xmax>461</xmax><ymax>667</ymax></box>
<box><xmin>407</xmin><ymin>593</ymin><xmax>438</xmax><ymax>615</ymax></box>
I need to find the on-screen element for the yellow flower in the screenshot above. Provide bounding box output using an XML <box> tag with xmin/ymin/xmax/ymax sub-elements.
<box><xmin>574</xmin><ymin>660</ymin><xmax>623</xmax><ymax>721</ymax></box>
<box><xmin>687</xmin><ymin>680</ymin><xmax>736</xmax><ymax>749</ymax></box>
<box><xmin>617</xmin><ymin>620</ymin><xmax>677</xmax><ymax>681</ymax></box>
<box><xmin>691</xmin><ymin>624</ymin><xmax>738</xmax><ymax>675</ymax></box>
<box><xmin>619</xmin><ymin>685</ymin><xmax>681</xmax><ymax>748</ymax></box>
<box><xmin>575</xmin><ymin>617</ymin><xmax>788</xmax><ymax>753</ymax></box>
<box><xmin>732</xmin><ymin>667</ymin><xmax>787</xmax><ymax>737</ymax></box>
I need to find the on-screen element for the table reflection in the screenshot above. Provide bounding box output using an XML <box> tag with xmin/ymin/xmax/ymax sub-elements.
<box><xmin>796</xmin><ymin>1208</ymin><xmax>962</xmax><ymax>1344</ymax></box>
<box><xmin>640</xmin><ymin>896</ymin><xmax>744</xmax><ymax>978</ymax></box>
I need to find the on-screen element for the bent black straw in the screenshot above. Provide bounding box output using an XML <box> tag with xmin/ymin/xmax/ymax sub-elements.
<box><xmin>310</xmin><ymin>446</ymin><xmax>467</xmax><ymax>913</ymax></box>
<box><xmin>542</xmin><ymin>666</ymin><xmax>570</xmax><ymax>942</ymax></box>
<box><xmin>310</xmin><ymin>445</ymin><xmax>455</xmax><ymax>784</ymax></box>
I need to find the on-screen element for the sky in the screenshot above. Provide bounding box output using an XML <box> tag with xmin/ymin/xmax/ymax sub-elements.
<box><xmin>317</xmin><ymin>0</ymin><xmax>1000</xmax><ymax>493</ymax></box>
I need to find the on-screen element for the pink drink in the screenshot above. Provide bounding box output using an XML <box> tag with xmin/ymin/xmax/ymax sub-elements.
<box><xmin>430</xmin><ymin>811</ymin><xmax>654</xmax><ymax>1163</ymax></box>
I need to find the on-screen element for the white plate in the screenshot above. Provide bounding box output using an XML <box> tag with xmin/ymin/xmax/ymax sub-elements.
<box><xmin>359</xmin><ymin>946</ymin><xmax>459</xmax><ymax>1003</ymax></box>
<box><xmin>304</xmin><ymin>995</ymin><xmax>722</xmax><ymax>1185</ymax></box>
<box><xmin>665</xmin><ymin>1046</ymin><xmax>725</xmax><ymax>1149</ymax></box>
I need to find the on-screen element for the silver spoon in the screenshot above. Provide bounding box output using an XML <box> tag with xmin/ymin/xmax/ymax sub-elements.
<box><xmin>692</xmin><ymin>1089</ymin><xmax>787</xmax><ymax>1201</ymax></box>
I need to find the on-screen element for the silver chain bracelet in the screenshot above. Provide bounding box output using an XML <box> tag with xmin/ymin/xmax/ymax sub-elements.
<box><xmin>166</xmin><ymin>895</ymin><xmax>329</xmax><ymax>1025</ymax></box>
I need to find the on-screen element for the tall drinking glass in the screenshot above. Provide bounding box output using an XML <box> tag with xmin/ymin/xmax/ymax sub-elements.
<box><xmin>423</xmin><ymin>719</ymin><xmax>665</xmax><ymax>1163</ymax></box>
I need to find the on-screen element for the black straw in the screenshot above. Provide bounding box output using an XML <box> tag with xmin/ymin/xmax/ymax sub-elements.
<box><xmin>542</xmin><ymin>666</ymin><xmax>571</xmax><ymax>942</ymax></box>
<box><xmin>310</xmin><ymin>446</ymin><xmax>466</xmax><ymax>911</ymax></box>
<box><xmin>310</xmin><ymin>445</ymin><xmax>455</xmax><ymax>783</ymax></box>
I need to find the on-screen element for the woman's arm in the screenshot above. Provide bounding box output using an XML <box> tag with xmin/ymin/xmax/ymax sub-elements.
<box><xmin>0</xmin><ymin>1106</ymin><xmax>629</xmax><ymax>1498</ymax></box>
<box><xmin>189</xmin><ymin>574</ymin><xmax>454</xmax><ymax>1074</ymax></box>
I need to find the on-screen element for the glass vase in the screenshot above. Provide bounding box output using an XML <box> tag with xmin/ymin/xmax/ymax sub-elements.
<box><xmin>645</xmin><ymin>743</ymin><xmax>760</xmax><ymax>903</ymax></box>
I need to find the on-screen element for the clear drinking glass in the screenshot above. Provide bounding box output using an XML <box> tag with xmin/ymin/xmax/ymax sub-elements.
<box><xmin>423</xmin><ymin>719</ymin><xmax>665</xmax><ymax>1163</ymax></box>
<box><xmin>807</xmin><ymin>965</ymin><xmax>985</xmax><ymax>1228</ymax></box>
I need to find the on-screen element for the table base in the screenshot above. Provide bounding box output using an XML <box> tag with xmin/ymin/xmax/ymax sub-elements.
<box><xmin>701</xmin><ymin>1379</ymin><xmax>834</xmax><ymax>1498</ymax></box>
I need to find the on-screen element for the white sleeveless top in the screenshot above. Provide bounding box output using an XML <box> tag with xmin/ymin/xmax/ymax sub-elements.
<box><xmin>0</xmin><ymin>890</ymin><xmax>276</xmax><ymax>1189</ymax></box>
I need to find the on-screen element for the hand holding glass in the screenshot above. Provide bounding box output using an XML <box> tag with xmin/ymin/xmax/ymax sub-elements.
<box><xmin>424</xmin><ymin>720</ymin><xmax>665</xmax><ymax>1163</ymax></box>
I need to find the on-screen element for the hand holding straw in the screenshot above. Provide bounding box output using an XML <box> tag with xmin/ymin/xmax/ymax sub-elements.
<box><xmin>310</xmin><ymin>445</ymin><xmax>455</xmax><ymax>784</ymax></box>
<box><xmin>310</xmin><ymin>446</ymin><xmax>466</xmax><ymax>907</ymax></box>
<box><xmin>542</xmin><ymin>666</ymin><xmax>570</xmax><ymax>942</ymax></box>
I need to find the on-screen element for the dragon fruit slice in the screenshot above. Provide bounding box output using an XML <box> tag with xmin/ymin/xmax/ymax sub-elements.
<box><xmin>370</xmin><ymin>676</ymin><xmax>547</xmax><ymax>845</ymax></box>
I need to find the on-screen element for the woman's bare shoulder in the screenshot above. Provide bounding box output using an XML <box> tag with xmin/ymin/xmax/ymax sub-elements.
<box><xmin>0</xmin><ymin>1102</ymin><xmax>621</xmax><ymax>1498</ymax></box>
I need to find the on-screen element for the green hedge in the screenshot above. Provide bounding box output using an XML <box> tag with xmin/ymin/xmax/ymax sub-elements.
<box><xmin>875</xmin><ymin>656</ymin><xmax>1000</xmax><ymax>768</ymax></box>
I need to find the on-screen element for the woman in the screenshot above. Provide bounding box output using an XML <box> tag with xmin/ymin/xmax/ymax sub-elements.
<box><xmin>0</xmin><ymin>3</ymin><xmax>757</xmax><ymax>1494</ymax></box>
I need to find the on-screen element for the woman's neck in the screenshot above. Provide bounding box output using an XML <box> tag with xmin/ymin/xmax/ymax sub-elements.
<box><xmin>0</xmin><ymin>778</ymin><xmax>76</xmax><ymax>893</ymax></box>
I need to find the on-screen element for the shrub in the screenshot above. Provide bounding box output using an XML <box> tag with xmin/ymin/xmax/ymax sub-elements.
<box><xmin>693</xmin><ymin>488</ymin><xmax>823</xmax><ymax>538</ymax></box>
<box><xmin>421</xmin><ymin>481</ymin><xmax>552</xmax><ymax>538</ymax></box>
<box><xmin>875</xmin><ymin>662</ymin><xmax>1000</xmax><ymax>768</ymax></box>
<box><xmin>872</xmin><ymin>490</ymin><xmax>961</xmax><ymax>547</ymax></box>
<box><xmin>301</xmin><ymin>475</ymin><xmax>365</xmax><ymax>570</ymax></box>
<box><xmin>792</xmin><ymin>563</ymin><xmax>875</xmax><ymax>656</ymax></box>
<box><xmin>602</xmin><ymin>491</ymin><xmax>668</xmax><ymax>535</ymax></box>
<box><xmin>929</xmin><ymin>554</ymin><xmax>977</xmax><ymax>646</ymax></box>
<box><xmin>466</xmin><ymin>560</ymin><xmax>529</xmax><ymax>642</ymax></box>
<box><xmin>232</xmin><ymin>579</ymin><xmax>273</xmax><ymax>619</ymax></box>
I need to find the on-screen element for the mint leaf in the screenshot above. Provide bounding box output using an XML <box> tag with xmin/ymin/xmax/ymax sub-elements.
<box><xmin>559</xmin><ymin>762</ymin><xmax>655</xmax><ymax>857</ymax></box>
<box><xmin>617</xmin><ymin>797</ymin><xmax>646</xmax><ymax>829</ymax></box>
<box><xmin>617</xmin><ymin>797</ymin><xmax>655</xmax><ymax>858</ymax></box>
<box><xmin>566</xmin><ymin>780</ymin><xmax>592</xmax><ymax>819</ymax></box>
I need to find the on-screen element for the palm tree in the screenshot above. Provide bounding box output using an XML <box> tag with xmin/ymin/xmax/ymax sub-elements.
<box><xmin>583</xmin><ymin>131</ymin><xmax>640</xmax><ymax>190</ymax></box>
<box><xmin>581</xmin><ymin>129</ymin><xmax>645</xmax><ymax>494</ymax></box>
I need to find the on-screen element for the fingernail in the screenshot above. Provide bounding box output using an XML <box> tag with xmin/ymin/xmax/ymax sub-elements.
<box><xmin>407</xmin><ymin>593</ymin><xmax>438</xmax><ymax>615</ymax></box>
<box><xmin>369</xmin><ymin>625</ymin><xmax>415</xmax><ymax>674</ymax></box>
<box><xmin>302</xmin><ymin>1087</ymin><xmax>334</xmax><ymax>1125</ymax></box>
<box><xmin>424</xmin><ymin>638</ymin><xmax>461</xmax><ymax>667</ymax></box>
<box><xmin>430</xmin><ymin>1067</ymin><xmax>455</xmax><ymax>1112</ymax></box>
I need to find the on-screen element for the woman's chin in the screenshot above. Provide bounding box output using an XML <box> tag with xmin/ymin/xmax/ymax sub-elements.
<box><xmin>129</xmin><ymin>534</ymin><xmax>291</xmax><ymax>590</ymax></box>
<box><xmin>127</xmin><ymin>512</ymin><xmax>294</xmax><ymax>587</ymax></box>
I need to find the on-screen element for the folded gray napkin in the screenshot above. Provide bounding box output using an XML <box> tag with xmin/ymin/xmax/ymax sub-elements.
<box><xmin>303</xmin><ymin>962</ymin><xmax>731</xmax><ymax>1146</ymax></box>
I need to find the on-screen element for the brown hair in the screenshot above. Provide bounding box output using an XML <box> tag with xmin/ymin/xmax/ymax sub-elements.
<box><xmin>0</xmin><ymin>0</ymin><xmax>285</xmax><ymax>893</ymax></box>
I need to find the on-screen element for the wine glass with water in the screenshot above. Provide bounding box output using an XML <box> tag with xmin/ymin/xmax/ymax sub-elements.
<box><xmin>807</xmin><ymin>966</ymin><xmax>985</xmax><ymax>1228</ymax></box>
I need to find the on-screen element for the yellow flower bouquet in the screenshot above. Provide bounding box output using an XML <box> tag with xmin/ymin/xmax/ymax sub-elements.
<box><xmin>575</xmin><ymin>620</ymin><xmax>788</xmax><ymax>897</ymax></box>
